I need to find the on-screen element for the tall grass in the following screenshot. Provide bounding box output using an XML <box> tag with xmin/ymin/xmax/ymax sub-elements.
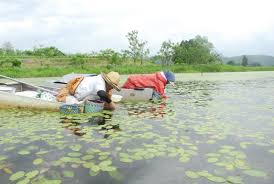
<box><xmin>1</xmin><ymin>64</ymin><xmax>274</xmax><ymax>78</ymax></box>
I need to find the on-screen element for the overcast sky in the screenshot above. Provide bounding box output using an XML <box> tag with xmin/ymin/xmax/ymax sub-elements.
<box><xmin>0</xmin><ymin>0</ymin><xmax>274</xmax><ymax>56</ymax></box>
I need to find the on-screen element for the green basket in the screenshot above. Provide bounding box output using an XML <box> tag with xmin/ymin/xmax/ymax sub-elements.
<box><xmin>59</xmin><ymin>104</ymin><xmax>81</xmax><ymax>114</ymax></box>
<box><xmin>84</xmin><ymin>100</ymin><xmax>104</xmax><ymax>113</ymax></box>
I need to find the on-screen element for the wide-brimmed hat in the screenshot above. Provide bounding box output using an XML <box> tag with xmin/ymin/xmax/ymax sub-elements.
<box><xmin>101</xmin><ymin>71</ymin><xmax>121</xmax><ymax>91</ymax></box>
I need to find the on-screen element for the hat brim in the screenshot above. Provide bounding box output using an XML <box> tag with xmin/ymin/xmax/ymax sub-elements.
<box><xmin>101</xmin><ymin>72</ymin><xmax>121</xmax><ymax>91</ymax></box>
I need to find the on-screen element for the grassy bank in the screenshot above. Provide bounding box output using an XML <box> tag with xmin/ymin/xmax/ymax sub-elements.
<box><xmin>1</xmin><ymin>64</ymin><xmax>274</xmax><ymax>78</ymax></box>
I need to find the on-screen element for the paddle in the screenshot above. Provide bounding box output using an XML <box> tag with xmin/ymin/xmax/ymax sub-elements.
<box><xmin>0</xmin><ymin>74</ymin><xmax>58</xmax><ymax>95</ymax></box>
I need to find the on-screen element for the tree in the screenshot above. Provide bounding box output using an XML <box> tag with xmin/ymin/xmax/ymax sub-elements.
<box><xmin>173</xmin><ymin>35</ymin><xmax>221</xmax><ymax>65</ymax></box>
<box><xmin>97</xmin><ymin>49</ymin><xmax>116</xmax><ymax>61</ymax></box>
<box><xmin>1</xmin><ymin>42</ymin><xmax>14</xmax><ymax>55</ymax></box>
<box><xmin>125</xmin><ymin>30</ymin><xmax>149</xmax><ymax>65</ymax></box>
<box><xmin>241</xmin><ymin>55</ymin><xmax>248</xmax><ymax>66</ymax></box>
<box><xmin>33</xmin><ymin>46</ymin><xmax>65</xmax><ymax>57</ymax></box>
<box><xmin>158</xmin><ymin>40</ymin><xmax>175</xmax><ymax>66</ymax></box>
<box><xmin>227</xmin><ymin>60</ymin><xmax>236</xmax><ymax>65</ymax></box>
<box><xmin>70</xmin><ymin>54</ymin><xmax>87</xmax><ymax>69</ymax></box>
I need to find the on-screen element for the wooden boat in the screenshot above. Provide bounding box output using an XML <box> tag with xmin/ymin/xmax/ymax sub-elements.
<box><xmin>0</xmin><ymin>82</ymin><xmax>62</xmax><ymax>111</ymax></box>
<box><xmin>0</xmin><ymin>73</ymin><xmax>155</xmax><ymax>111</ymax></box>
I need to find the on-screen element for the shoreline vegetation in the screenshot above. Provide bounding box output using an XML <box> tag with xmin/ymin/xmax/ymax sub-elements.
<box><xmin>1</xmin><ymin>60</ymin><xmax>274</xmax><ymax>78</ymax></box>
<box><xmin>1</xmin><ymin>31</ymin><xmax>274</xmax><ymax>78</ymax></box>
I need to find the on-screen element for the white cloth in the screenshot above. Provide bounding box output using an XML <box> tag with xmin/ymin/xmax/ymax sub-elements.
<box><xmin>160</xmin><ymin>72</ymin><xmax>166</xmax><ymax>80</ymax></box>
<box><xmin>74</xmin><ymin>75</ymin><xmax>106</xmax><ymax>101</ymax></box>
<box><xmin>15</xmin><ymin>91</ymin><xmax>39</xmax><ymax>98</ymax></box>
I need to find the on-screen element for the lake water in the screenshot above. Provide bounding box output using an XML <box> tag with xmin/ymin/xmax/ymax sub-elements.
<box><xmin>0</xmin><ymin>72</ymin><xmax>274</xmax><ymax>184</ymax></box>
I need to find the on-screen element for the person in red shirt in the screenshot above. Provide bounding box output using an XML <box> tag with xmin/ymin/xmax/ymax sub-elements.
<box><xmin>122</xmin><ymin>71</ymin><xmax>175</xmax><ymax>98</ymax></box>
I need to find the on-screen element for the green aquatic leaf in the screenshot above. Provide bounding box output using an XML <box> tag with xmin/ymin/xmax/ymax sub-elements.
<box><xmin>33</xmin><ymin>158</ymin><xmax>44</xmax><ymax>165</ymax></box>
<box><xmin>220</xmin><ymin>145</ymin><xmax>235</xmax><ymax>150</ymax></box>
<box><xmin>206</xmin><ymin>153</ymin><xmax>220</xmax><ymax>157</ymax></box>
<box><xmin>83</xmin><ymin>162</ymin><xmax>95</xmax><ymax>169</ymax></box>
<box><xmin>108</xmin><ymin>170</ymin><xmax>124</xmax><ymax>181</ymax></box>
<box><xmin>185</xmin><ymin>171</ymin><xmax>200</xmax><ymax>179</ymax></box>
<box><xmin>81</xmin><ymin>155</ymin><xmax>94</xmax><ymax>161</ymax></box>
<box><xmin>218</xmin><ymin>149</ymin><xmax>230</xmax><ymax>154</ymax></box>
<box><xmin>207</xmin><ymin>157</ymin><xmax>218</xmax><ymax>163</ymax></box>
<box><xmin>207</xmin><ymin>176</ymin><xmax>226</xmax><ymax>183</ymax></box>
<box><xmin>36</xmin><ymin>150</ymin><xmax>49</xmax><ymax>155</ymax></box>
<box><xmin>243</xmin><ymin>169</ymin><xmax>267</xmax><ymax>177</ymax></box>
<box><xmin>91</xmin><ymin>165</ymin><xmax>100</xmax><ymax>173</ymax></box>
<box><xmin>52</xmin><ymin>160</ymin><xmax>63</xmax><ymax>166</ymax></box>
<box><xmin>197</xmin><ymin>171</ymin><xmax>212</xmax><ymax>177</ymax></box>
<box><xmin>269</xmin><ymin>149</ymin><xmax>274</xmax><ymax>154</ymax></box>
<box><xmin>63</xmin><ymin>170</ymin><xmax>74</xmax><ymax>178</ymax></box>
<box><xmin>68</xmin><ymin>152</ymin><xmax>82</xmax><ymax>157</ymax></box>
<box><xmin>226</xmin><ymin>176</ymin><xmax>243</xmax><ymax>184</ymax></box>
<box><xmin>120</xmin><ymin>158</ymin><xmax>133</xmax><ymax>163</ymax></box>
<box><xmin>207</xmin><ymin>140</ymin><xmax>216</xmax><ymax>144</ymax></box>
<box><xmin>3</xmin><ymin>168</ymin><xmax>13</xmax><ymax>174</ymax></box>
<box><xmin>18</xmin><ymin>150</ymin><xmax>30</xmax><ymax>155</ymax></box>
<box><xmin>89</xmin><ymin>169</ymin><xmax>99</xmax><ymax>176</ymax></box>
<box><xmin>16</xmin><ymin>178</ymin><xmax>30</xmax><ymax>184</ymax></box>
<box><xmin>44</xmin><ymin>180</ymin><xmax>62</xmax><ymax>184</ymax></box>
<box><xmin>99</xmin><ymin>160</ymin><xmax>112</xmax><ymax>167</ymax></box>
<box><xmin>69</xmin><ymin>144</ymin><xmax>82</xmax><ymax>151</ymax></box>
<box><xmin>179</xmin><ymin>156</ymin><xmax>190</xmax><ymax>163</ymax></box>
<box><xmin>9</xmin><ymin>171</ymin><xmax>25</xmax><ymax>181</ymax></box>
<box><xmin>26</xmin><ymin>170</ymin><xmax>39</xmax><ymax>179</ymax></box>
<box><xmin>0</xmin><ymin>155</ymin><xmax>6</xmax><ymax>161</ymax></box>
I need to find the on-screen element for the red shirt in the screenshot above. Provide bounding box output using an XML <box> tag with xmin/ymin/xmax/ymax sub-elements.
<box><xmin>122</xmin><ymin>72</ymin><xmax>167</xmax><ymax>97</ymax></box>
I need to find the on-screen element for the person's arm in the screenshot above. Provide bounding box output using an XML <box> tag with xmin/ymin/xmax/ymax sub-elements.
<box><xmin>97</xmin><ymin>90</ymin><xmax>116</xmax><ymax>110</ymax></box>
<box><xmin>97</xmin><ymin>90</ymin><xmax>112</xmax><ymax>103</ymax></box>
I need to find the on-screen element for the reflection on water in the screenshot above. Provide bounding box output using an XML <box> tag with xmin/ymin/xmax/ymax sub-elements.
<box><xmin>1</xmin><ymin>73</ymin><xmax>274</xmax><ymax>184</ymax></box>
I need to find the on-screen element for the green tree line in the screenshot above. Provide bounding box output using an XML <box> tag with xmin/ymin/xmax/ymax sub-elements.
<box><xmin>0</xmin><ymin>31</ymin><xmax>234</xmax><ymax>68</ymax></box>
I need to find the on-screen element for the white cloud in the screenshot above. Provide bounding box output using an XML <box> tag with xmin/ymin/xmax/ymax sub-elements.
<box><xmin>0</xmin><ymin>0</ymin><xmax>273</xmax><ymax>56</ymax></box>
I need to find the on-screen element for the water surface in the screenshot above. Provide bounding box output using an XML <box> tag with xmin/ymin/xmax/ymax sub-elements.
<box><xmin>0</xmin><ymin>72</ymin><xmax>274</xmax><ymax>184</ymax></box>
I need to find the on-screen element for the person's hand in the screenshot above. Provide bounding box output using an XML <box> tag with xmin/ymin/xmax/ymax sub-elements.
<box><xmin>104</xmin><ymin>102</ymin><xmax>115</xmax><ymax>111</ymax></box>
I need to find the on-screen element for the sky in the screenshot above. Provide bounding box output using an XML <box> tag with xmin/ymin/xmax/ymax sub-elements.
<box><xmin>0</xmin><ymin>0</ymin><xmax>274</xmax><ymax>56</ymax></box>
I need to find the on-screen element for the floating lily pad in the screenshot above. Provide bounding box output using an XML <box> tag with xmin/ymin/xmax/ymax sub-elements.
<box><xmin>81</xmin><ymin>155</ymin><xmax>94</xmax><ymax>161</ymax></box>
<box><xmin>0</xmin><ymin>155</ymin><xmax>6</xmax><ymax>161</ymax></box>
<box><xmin>227</xmin><ymin>176</ymin><xmax>243</xmax><ymax>184</ymax></box>
<box><xmin>63</xmin><ymin>170</ymin><xmax>74</xmax><ymax>178</ymax></box>
<box><xmin>89</xmin><ymin>169</ymin><xmax>99</xmax><ymax>176</ymax></box>
<box><xmin>185</xmin><ymin>171</ymin><xmax>200</xmax><ymax>179</ymax></box>
<box><xmin>108</xmin><ymin>170</ymin><xmax>124</xmax><ymax>181</ymax></box>
<box><xmin>91</xmin><ymin>165</ymin><xmax>100</xmax><ymax>173</ymax></box>
<box><xmin>18</xmin><ymin>150</ymin><xmax>30</xmax><ymax>155</ymax></box>
<box><xmin>99</xmin><ymin>160</ymin><xmax>112</xmax><ymax>167</ymax></box>
<box><xmin>243</xmin><ymin>169</ymin><xmax>267</xmax><ymax>177</ymax></box>
<box><xmin>207</xmin><ymin>176</ymin><xmax>226</xmax><ymax>183</ymax></box>
<box><xmin>33</xmin><ymin>158</ymin><xmax>44</xmax><ymax>165</ymax></box>
<box><xmin>3</xmin><ymin>168</ymin><xmax>13</xmax><ymax>174</ymax></box>
<box><xmin>197</xmin><ymin>171</ymin><xmax>212</xmax><ymax>177</ymax></box>
<box><xmin>120</xmin><ymin>158</ymin><xmax>133</xmax><ymax>163</ymax></box>
<box><xmin>69</xmin><ymin>144</ymin><xmax>82</xmax><ymax>152</ymax></box>
<box><xmin>26</xmin><ymin>170</ymin><xmax>39</xmax><ymax>179</ymax></box>
<box><xmin>36</xmin><ymin>150</ymin><xmax>49</xmax><ymax>155</ymax></box>
<box><xmin>16</xmin><ymin>178</ymin><xmax>30</xmax><ymax>184</ymax></box>
<box><xmin>83</xmin><ymin>162</ymin><xmax>94</xmax><ymax>169</ymax></box>
<box><xmin>68</xmin><ymin>152</ymin><xmax>82</xmax><ymax>157</ymax></box>
<box><xmin>179</xmin><ymin>156</ymin><xmax>190</xmax><ymax>163</ymax></box>
<box><xmin>9</xmin><ymin>171</ymin><xmax>25</xmax><ymax>181</ymax></box>
<box><xmin>207</xmin><ymin>157</ymin><xmax>218</xmax><ymax>163</ymax></box>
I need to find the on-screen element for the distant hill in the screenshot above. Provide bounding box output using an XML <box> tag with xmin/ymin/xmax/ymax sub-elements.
<box><xmin>222</xmin><ymin>55</ymin><xmax>274</xmax><ymax>66</ymax></box>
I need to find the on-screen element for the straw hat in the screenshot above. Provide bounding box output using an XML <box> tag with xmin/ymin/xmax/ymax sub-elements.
<box><xmin>101</xmin><ymin>71</ymin><xmax>121</xmax><ymax>91</ymax></box>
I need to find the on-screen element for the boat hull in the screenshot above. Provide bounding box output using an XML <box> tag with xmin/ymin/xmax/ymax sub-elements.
<box><xmin>0</xmin><ymin>91</ymin><xmax>61</xmax><ymax>111</ymax></box>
